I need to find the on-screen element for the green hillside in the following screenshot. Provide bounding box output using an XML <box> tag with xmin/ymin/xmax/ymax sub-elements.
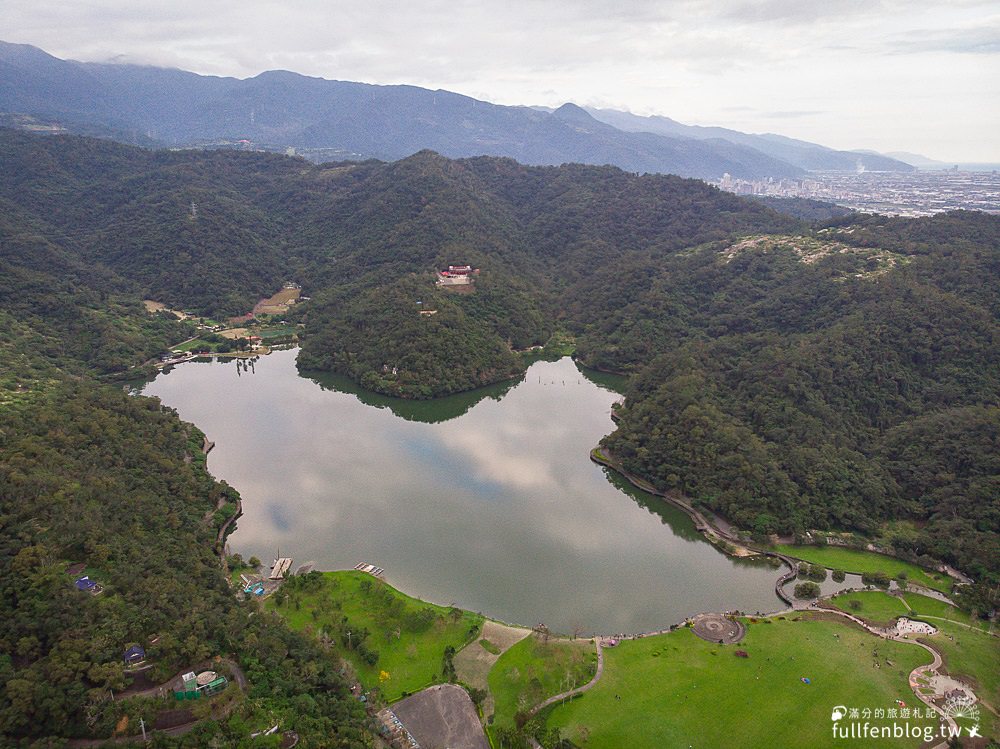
<box><xmin>0</xmin><ymin>129</ymin><xmax>997</xmax><ymax>744</ymax></box>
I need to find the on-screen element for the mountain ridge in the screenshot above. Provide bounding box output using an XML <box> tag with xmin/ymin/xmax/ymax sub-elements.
<box><xmin>0</xmin><ymin>40</ymin><xmax>912</xmax><ymax>179</ymax></box>
<box><xmin>585</xmin><ymin>106</ymin><xmax>915</xmax><ymax>172</ymax></box>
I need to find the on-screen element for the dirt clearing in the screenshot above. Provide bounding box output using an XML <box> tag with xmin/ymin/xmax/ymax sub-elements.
<box><xmin>393</xmin><ymin>684</ymin><xmax>489</xmax><ymax>749</ymax></box>
<box><xmin>454</xmin><ymin>621</ymin><xmax>531</xmax><ymax>717</ymax></box>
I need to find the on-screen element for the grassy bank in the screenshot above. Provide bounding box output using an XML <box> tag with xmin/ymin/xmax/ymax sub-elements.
<box><xmin>487</xmin><ymin>634</ymin><xmax>595</xmax><ymax>729</ymax></box>
<box><xmin>903</xmin><ymin>594</ymin><xmax>999</xmax><ymax>707</ymax></box>
<box><xmin>773</xmin><ymin>544</ymin><xmax>951</xmax><ymax>593</ymax></box>
<box><xmin>826</xmin><ymin>591</ymin><xmax>910</xmax><ymax>626</ymax></box>
<box><xmin>900</xmin><ymin>593</ymin><xmax>991</xmax><ymax>632</ymax></box>
<box><xmin>267</xmin><ymin>571</ymin><xmax>483</xmax><ymax>701</ymax></box>
<box><xmin>546</xmin><ymin>615</ymin><xmax>934</xmax><ymax>749</ymax></box>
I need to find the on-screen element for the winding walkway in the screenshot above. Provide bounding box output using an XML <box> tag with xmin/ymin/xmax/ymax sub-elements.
<box><xmin>811</xmin><ymin>606</ymin><xmax>960</xmax><ymax>740</ymax></box>
<box><xmin>521</xmin><ymin>603</ymin><xmax>971</xmax><ymax>749</ymax></box>
<box><xmin>527</xmin><ymin>639</ymin><xmax>604</xmax><ymax>716</ymax></box>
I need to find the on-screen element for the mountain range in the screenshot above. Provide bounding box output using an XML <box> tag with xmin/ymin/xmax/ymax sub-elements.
<box><xmin>0</xmin><ymin>40</ymin><xmax>914</xmax><ymax>180</ymax></box>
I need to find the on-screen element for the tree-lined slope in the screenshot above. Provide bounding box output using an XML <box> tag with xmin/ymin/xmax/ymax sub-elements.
<box><xmin>1</xmin><ymin>129</ymin><xmax>997</xmax><ymax>631</ymax></box>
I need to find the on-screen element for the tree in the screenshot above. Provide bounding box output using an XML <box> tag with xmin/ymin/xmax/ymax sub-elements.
<box><xmin>794</xmin><ymin>582</ymin><xmax>821</xmax><ymax>599</ymax></box>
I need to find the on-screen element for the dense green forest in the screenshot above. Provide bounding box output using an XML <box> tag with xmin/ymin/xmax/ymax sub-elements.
<box><xmin>0</xmin><ymin>132</ymin><xmax>372</xmax><ymax>746</ymax></box>
<box><xmin>0</xmin><ymin>386</ymin><xmax>369</xmax><ymax>747</ymax></box>
<box><xmin>592</xmin><ymin>215</ymin><xmax>1000</xmax><ymax>589</ymax></box>
<box><xmin>1</xmin><ymin>129</ymin><xmax>998</xmax><ymax>745</ymax></box>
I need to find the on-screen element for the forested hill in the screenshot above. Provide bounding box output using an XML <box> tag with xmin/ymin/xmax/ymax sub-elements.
<box><xmin>0</xmin><ymin>136</ymin><xmax>372</xmax><ymax>744</ymax></box>
<box><xmin>1</xmin><ymin>129</ymin><xmax>998</xmax><ymax>625</ymax></box>
<box><xmin>0</xmin><ymin>128</ymin><xmax>798</xmax><ymax>397</ymax></box>
<box><xmin>593</xmin><ymin>219</ymin><xmax>1000</xmax><ymax>580</ymax></box>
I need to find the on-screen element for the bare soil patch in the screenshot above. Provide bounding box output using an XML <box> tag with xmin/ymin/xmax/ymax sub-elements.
<box><xmin>143</xmin><ymin>300</ymin><xmax>192</xmax><ymax>319</ymax></box>
<box><xmin>253</xmin><ymin>287</ymin><xmax>301</xmax><ymax>316</ymax></box>
<box><xmin>454</xmin><ymin>621</ymin><xmax>531</xmax><ymax>717</ymax></box>
<box><xmin>393</xmin><ymin>684</ymin><xmax>489</xmax><ymax>749</ymax></box>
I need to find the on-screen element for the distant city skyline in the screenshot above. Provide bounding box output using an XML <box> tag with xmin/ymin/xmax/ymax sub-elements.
<box><xmin>3</xmin><ymin>0</ymin><xmax>999</xmax><ymax>162</ymax></box>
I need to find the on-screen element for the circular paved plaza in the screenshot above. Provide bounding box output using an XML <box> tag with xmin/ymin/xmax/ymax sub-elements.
<box><xmin>691</xmin><ymin>613</ymin><xmax>746</xmax><ymax>644</ymax></box>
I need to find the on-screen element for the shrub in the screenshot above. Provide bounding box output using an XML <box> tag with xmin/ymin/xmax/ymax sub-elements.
<box><xmin>794</xmin><ymin>582</ymin><xmax>821</xmax><ymax>599</ymax></box>
<box><xmin>862</xmin><ymin>571</ymin><xmax>891</xmax><ymax>588</ymax></box>
<box><xmin>806</xmin><ymin>564</ymin><xmax>827</xmax><ymax>582</ymax></box>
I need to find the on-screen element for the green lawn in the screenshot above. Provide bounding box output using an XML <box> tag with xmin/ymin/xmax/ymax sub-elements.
<box><xmin>546</xmin><ymin>616</ymin><xmax>935</xmax><ymax>749</ymax></box>
<box><xmin>267</xmin><ymin>571</ymin><xmax>482</xmax><ymax>701</ymax></box>
<box><xmin>257</xmin><ymin>325</ymin><xmax>300</xmax><ymax>340</ymax></box>
<box><xmin>900</xmin><ymin>592</ymin><xmax>990</xmax><ymax>631</ymax></box>
<box><xmin>922</xmin><ymin>617</ymin><xmax>999</xmax><ymax>739</ymax></box>
<box><xmin>827</xmin><ymin>591</ymin><xmax>909</xmax><ymax>626</ymax></box>
<box><xmin>773</xmin><ymin>545</ymin><xmax>951</xmax><ymax>593</ymax></box>
<box><xmin>487</xmin><ymin>634</ymin><xmax>596</xmax><ymax>729</ymax></box>
<box><xmin>902</xmin><ymin>594</ymin><xmax>1000</xmax><ymax>705</ymax></box>
<box><xmin>173</xmin><ymin>338</ymin><xmax>217</xmax><ymax>353</ymax></box>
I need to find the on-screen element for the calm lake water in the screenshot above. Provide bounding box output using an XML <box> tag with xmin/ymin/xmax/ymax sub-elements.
<box><xmin>143</xmin><ymin>349</ymin><xmax>782</xmax><ymax>634</ymax></box>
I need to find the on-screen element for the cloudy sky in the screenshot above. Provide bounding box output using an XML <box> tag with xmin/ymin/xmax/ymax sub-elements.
<box><xmin>4</xmin><ymin>0</ymin><xmax>999</xmax><ymax>161</ymax></box>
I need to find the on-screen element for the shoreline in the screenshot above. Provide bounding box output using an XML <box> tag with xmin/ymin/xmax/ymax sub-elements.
<box><xmin>157</xmin><ymin>356</ymin><xmax>960</xmax><ymax>637</ymax></box>
<box><xmin>589</xmin><ymin>446</ymin><xmax>965</xmax><ymax>601</ymax></box>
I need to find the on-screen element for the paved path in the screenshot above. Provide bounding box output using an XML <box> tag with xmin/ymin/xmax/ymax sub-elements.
<box><xmin>530</xmin><ymin>604</ymin><xmax>972</xmax><ymax>747</ymax></box>
<box><xmin>591</xmin><ymin>448</ymin><xmax>969</xmax><ymax>606</ymax></box>
<box><xmin>216</xmin><ymin>497</ymin><xmax>243</xmax><ymax>574</ymax></box>
<box><xmin>812</xmin><ymin>607</ymin><xmax>960</xmax><ymax>740</ymax></box>
<box><xmin>527</xmin><ymin>639</ymin><xmax>604</xmax><ymax>716</ymax></box>
<box><xmin>690</xmin><ymin>613</ymin><xmax>746</xmax><ymax>644</ymax></box>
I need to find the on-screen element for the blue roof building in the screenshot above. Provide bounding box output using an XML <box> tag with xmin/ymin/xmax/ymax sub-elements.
<box><xmin>75</xmin><ymin>576</ymin><xmax>96</xmax><ymax>591</ymax></box>
<box><xmin>123</xmin><ymin>645</ymin><xmax>146</xmax><ymax>664</ymax></box>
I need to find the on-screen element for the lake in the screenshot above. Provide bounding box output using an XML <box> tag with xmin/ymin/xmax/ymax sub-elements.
<box><xmin>143</xmin><ymin>349</ymin><xmax>782</xmax><ymax>634</ymax></box>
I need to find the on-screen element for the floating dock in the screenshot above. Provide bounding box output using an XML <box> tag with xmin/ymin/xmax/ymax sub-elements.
<box><xmin>354</xmin><ymin>562</ymin><xmax>385</xmax><ymax>577</ymax></box>
<box><xmin>270</xmin><ymin>557</ymin><xmax>293</xmax><ymax>580</ymax></box>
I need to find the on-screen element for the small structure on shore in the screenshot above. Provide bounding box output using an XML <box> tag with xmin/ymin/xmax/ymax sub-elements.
<box><xmin>354</xmin><ymin>562</ymin><xmax>385</xmax><ymax>577</ymax></box>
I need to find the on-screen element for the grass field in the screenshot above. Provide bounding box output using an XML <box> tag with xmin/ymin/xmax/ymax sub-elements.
<box><xmin>546</xmin><ymin>615</ymin><xmax>935</xmax><ymax>749</ymax></box>
<box><xmin>173</xmin><ymin>338</ymin><xmax>216</xmax><ymax>352</ymax></box>
<box><xmin>826</xmin><ymin>591</ymin><xmax>910</xmax><ymax>626</ymax></box>
<box><xmin>902</xmin><ymin>594</ymin><xmax>999</xmax><ymax>707</ymax></box>
<box><xmin>487</xmin><ymin>634</ymin><xmax>596</xmax><ymax>729</ymax></box>
<box><xmin>921</xmin><ymin>615</ymin><xmax>999</xmax><ymax>738</ymax></box>
<box><xmin>268</xmin><ymin>571</ymin><xmax>482</xmax><ymax>701</ymax></box>
<box><xmin>773</xmin><ymin>545</ymin><xmax>951</xmax><ymax>593</ymax></box>
<box><xmin>900</xmin><ymin>593</ymin><xmax>991</xmax><ymax>631</ymax></box>
<box><xmin>257</xmin><ymin>325</ymin><xmax>299</xmax><ymax>340</ymax></box>
<box><xmin>929</xmin><ymin>620</ymin><xmax>1000</xmax><ymax>703</ymax></box>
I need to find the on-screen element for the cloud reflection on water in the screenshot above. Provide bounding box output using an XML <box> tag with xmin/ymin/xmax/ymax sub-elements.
<box><xmin>145</xmin><ymin>350</ymin><xmax>781</xmax><ymax>633</ymax></box>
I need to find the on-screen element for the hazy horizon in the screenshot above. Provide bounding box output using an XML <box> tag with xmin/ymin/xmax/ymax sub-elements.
<box><xmin>3</xmin><ymin>0</ymin><xmax>998</xmax><ymax>162</ymax></box>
